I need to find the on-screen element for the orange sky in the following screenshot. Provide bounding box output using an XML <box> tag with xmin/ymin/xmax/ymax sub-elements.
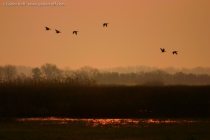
<box><xmin>1</xmin><ymin>0</ymin><xmax>210</xmax><ymax>69</ymax></box>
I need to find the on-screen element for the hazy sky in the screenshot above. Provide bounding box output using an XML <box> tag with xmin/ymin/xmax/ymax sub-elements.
<box><xmin>1</xmin><ymin>0</ymin><xmax>210</xmax><ymax>69</ymax></box>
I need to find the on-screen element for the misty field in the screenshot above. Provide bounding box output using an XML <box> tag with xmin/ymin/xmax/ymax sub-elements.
<box><xmin>0</xmin><ymin>84</ymin><xmax>210</xmax><ymax>118</ymax></box>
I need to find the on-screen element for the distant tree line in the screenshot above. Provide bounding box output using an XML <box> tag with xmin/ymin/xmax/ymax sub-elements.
<box><xmin>0</xmin><ymin>63</ymin><xmax>210</xmax><ymax>85</ymax></box>
<box><xmin>103</xmin><ymin>66</ymin><xmax>210</xmax><ymax>75</ymax></box>
<box><xmin>15</xmin><ymin>65</ymin><xmax>210</xmax><ymax>75</ymax></box>
<box><xmin>96</xmin><ymin>70</ymin><xmax>210</xmax><ymax>85</ymax></box>
<box><xmin>0</xmin><ymin>64</ymin><xmax>97</xmax><ymax>86</ymax></box>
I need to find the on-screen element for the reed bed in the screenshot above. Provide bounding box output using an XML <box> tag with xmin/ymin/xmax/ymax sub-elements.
<box><xmin>0</xmin><ymin>82</ymin><xmax>210</xmax><ymax>118</ymax></box>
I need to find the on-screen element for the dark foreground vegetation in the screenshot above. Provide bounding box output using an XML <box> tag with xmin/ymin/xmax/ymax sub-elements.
<box><xmin>0</xmin><ymin>83</ymin><xmax>210</xmax><ymax>118</ymax></box>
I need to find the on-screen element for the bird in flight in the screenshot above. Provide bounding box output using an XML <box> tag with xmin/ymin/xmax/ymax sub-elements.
<box><xmin>55</xmin><ymin>29</ymin><xmax>61</xmax><ymax>34</ymax></box>
<box><xmin>45</xmin><ymin>27</ymin><xmax>51</xmax><ymax>30</ymax></box>
<box><xmin>103</xmin><ymin>23</ymin><xmax>109</xmax><ymax>27</ymax></box>
<box><xmin>73</xmin><ymin>31</ymin><xmax>78</xmax><ymax>35</ymax></box>
<box><xmin>160</xmin><ymin>48</ymin><xmax>166</xmax><ymax>53</ymax></box>
<box><xmin>172</xmin><ymin>51</ymin><xmax>178</xmax><ymax>55</ymax></box>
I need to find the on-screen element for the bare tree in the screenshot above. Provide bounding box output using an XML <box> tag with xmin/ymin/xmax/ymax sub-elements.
<box><xmin>4</xmin><ymin>65</ymin><xmax>17</xmax><ymax>81</ymax></box>
<box><xmin>16</xmin><ymin>72</ymin><xmax>27</xmax><ymax>82</ymax></box>
<box><xmin>0</xmin><ymin>66</ymin><xmax>4</xmax><ymax>78</ymax></box>
<box><xmin>41</xmin><ymin>63</ymin><xmax>61</xmax><ymax>80</ymax></box>
<box><xmin>31</xmin><ymin>67</ymin><xmax>42</xmax><ymax>80</ymax></box>
<box><xmin>62</xmin><ymin>67</ymin><xmax>74</xmax><ymax>78</ymax></box>
<box><xmin>0</xmin><ymin>66</ymin><xmax>5</xmax><ymax>82</ymax></box>
<box><xmin>75</xmin><ymin>66</ymin><xmax>99</xmax><ymax>79</ymax></box>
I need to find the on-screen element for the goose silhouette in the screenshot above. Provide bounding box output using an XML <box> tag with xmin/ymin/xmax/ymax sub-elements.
<box><xmin>172</xmin><ymin>51</ymin><xmax>178</xmax><ymax>55</ymax></box>
<box><xmin>160</xmin><ymin>48</ymin><xmax>166</xmax><ymax>53</ymax></box>
<box><xmin>55</xmin><ymin>29</ymin><xmax>61</xmax><ymax>34</ymax></box>
<box><xmin>45</xmin><ymin>27</ymin><xmax>51</xmax><ymax>30</ymax></box>
<box><xmin>73</xmin><ymin>31</ymin><xmax>78</xmax><ymax>35</ymax></box>
<box><xmin>103</xmin><ymin>23</ymin><xmax>109</xmax><ymax>27</ymax></box>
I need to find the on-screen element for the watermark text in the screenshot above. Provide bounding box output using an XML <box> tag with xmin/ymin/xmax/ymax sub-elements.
<box><xmin>2</xmin><ymin>2</ymin><xmax>66</xmax><ymax>7</ymax></box>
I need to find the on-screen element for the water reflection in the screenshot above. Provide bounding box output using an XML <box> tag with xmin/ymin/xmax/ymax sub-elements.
<box><xmin>17</xmin><ymin>117</ymin><xmax>209</xmax><ymax>127</ymax></box>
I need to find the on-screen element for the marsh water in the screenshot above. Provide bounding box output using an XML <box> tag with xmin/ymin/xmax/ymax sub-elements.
<box><xmin>1</xmin><ymin>117</ymin><xmax>210</xmax><ymax>139</ymax></box>
<box><xmin>17</xmin><ymin>117</ymin><xmax>210</xmax><ymax>127</ymax></box>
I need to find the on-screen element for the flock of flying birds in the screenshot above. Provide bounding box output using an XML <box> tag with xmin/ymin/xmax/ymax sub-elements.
<box><xmin>45</xmin><ymin>23</ymin><xmax>108</xmax><ymax>35</ymax></box>
<box><xmin>45</xmin><ymin>23</ymin><xmax>178</xmax><ymax>55</ymax></box>
<box><xmin>160</xmin><ymin>48</ymin><xmax>178</xmax><ymax>55</ymax></box>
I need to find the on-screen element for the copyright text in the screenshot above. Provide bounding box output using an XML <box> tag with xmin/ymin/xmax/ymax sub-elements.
<box><xmin>2</xmin><ymin>2</ymin><xmax>66</xmax><ymax>7</ymax></box>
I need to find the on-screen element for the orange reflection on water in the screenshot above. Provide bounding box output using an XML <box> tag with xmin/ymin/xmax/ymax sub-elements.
<box><xmin>17</xmin><ymin>117</ymin><xmax>208</xmax><ymax>127</ymax></box>
<box><xmin>84</xmin><ymin>119</ymin><xmax>140</xmax><ymax>127</ymax></box>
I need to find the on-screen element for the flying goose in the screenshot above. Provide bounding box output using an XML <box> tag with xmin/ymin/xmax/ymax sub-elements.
<box><xmin>55</xmin><ymin>29</ymin><xmax>61</xmax><ymax>34</ymax></box>
<box><xmin>73</xmin><ymin>31</ymin><xmax>78</xmax><ymax>35</ymax></box>
<box><xmin>45</xmin><ymin>27</ymin><xmax>51</xmax><ymax>30</ymax></box>
<box><xmin>172</xmin><ymin>51</ymin><xmax>178</xmax><ymax>55</ymax></box>
<box><xmin>160</xmin><ymin>48</ymin><xmax>166</xmax><ymax>53</ymax></box>
<box><xmin>103</xmin><ymin>23</ymin><xmax>109</xmax><ymax>27</ymax></box>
